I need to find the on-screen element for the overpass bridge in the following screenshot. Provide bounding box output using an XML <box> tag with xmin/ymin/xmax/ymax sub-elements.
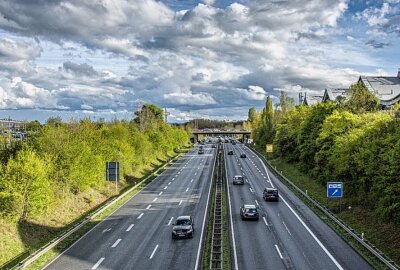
<box><xmin>191</xmin><ymin>129</ymin><xmax>251</xmax><ymax>143</ymax></box>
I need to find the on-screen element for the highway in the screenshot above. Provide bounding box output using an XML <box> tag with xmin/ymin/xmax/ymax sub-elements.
<box><xmin>224</xmin><ymin>142</ymin><xmax>373</xmax><ymax>270</ymax></box>
<box><xmin>44</xmin><ymin>145</ymin><xmax>216</xmax><ymax>270</ymax></box>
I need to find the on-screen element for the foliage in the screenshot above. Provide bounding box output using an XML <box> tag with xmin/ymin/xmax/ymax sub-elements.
<box><xmin>345</xmin><ymin>80</ymin><xmax>380</xmax><ymax>113</ymax></box>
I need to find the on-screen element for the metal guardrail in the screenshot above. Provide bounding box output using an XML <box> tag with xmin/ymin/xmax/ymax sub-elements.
<box><xmin>10</xmin><ymin>153</ymin><xmax>184</xmax><ymax>270</ymax></box>
<box><xmin>248</xmin><ymin>146</ymin><xmax>399</xmax><ymax>270</ymax></box>
<box><xmin>210</xmin><ymin>145</ymin><xmax>223</xmax><ymax>270</ymax></box>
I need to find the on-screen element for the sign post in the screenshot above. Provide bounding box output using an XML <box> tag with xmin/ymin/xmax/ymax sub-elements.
<box><xmin>106</xmin><ymin>162</ymin><xmax>120</xmax><ymax>194</ymax></box>
<box><xmin>327</xmin><ymin>182</ymin><xmax>343</xmax><ymax>211</ymax></box>
<box><xmin>266</xmin><ymin>144</ymin><xmax>273</xmax><ymax>153</ymax></box>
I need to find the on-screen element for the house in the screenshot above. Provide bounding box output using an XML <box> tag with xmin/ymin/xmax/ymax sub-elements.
<box><xmin>300</xmin><ymin>92</ymin><xmax>323</xmax><ymax>106</ymax></box>
<box><xmin>359</xmin><ymin>70</ymin><xmax>400</xmax><ymax>108</ymax></box>
<box><xmin>322</xmin><ymin>88</ymin><xmax>349</xmax><ymax>103</ymax></box>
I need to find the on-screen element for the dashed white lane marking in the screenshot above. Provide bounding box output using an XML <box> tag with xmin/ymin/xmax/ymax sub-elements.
<box><xmin>153</xmin><ymin>197</ymin><xmax>158</xmax><ymax>202</ymax></box>
<box><xmin>179</xmin><ymin>200</ymin><xmax>183</xmax><ymax>205</ymax></box>
<box><xmin>172</xmin><ymin>178</ymin><xmax>175</xmax><ymax>181</ymax></box>
<box><xmin>164</xmin><ymin>186</ymin><xmax>168</xmax><ymax>190</ymax></box>
<box><xmin>111</xmin><ymin>238</ymin><xmax>122</xmax><ymax>248</ymax></box>
<box><xmin>146</xmin><ymin>204</ymin><xmax>152</xmax><ymax>210</ymax></box>
<box><xmin>263</xmin><ymin>217</ymin><xmax>269</xmax><ymax>226</ymax></box>
<box><xmin>159</xmin><ymin>191</ymin><xmax>163</xmax><ymax>196</ymax></box>
<box><xmin>246</xmin><ymin>179</ymin><xmax>249</xmax><ymax>183</ymax></box>
<box><xmin>186</xmin><ymin>187</ymin><xmax>189</xmax><ymax>192</ymax></box>
<box><xmin>255</xmin><ymin>200</ymin><xmax>259</xmax><ymax>206</ymax></box>
<box><xmin>275</xmin><ymin>245</ymin><xmax>283</xmax><ymax>259</ymax></box>
<box><xmin>168</xmin><ymin>182</ymin><xmax>171</xmax><ymax>185</ymax></box>
<box><xmin>126</xmin><ymin>224</ymin><xmax>134</xmax><ymax>231</ymax></box>
<box><xmin>283</xmin><ymin>221</ymin><xmax>292</xmax><ymax>236</ymax></box>
<box><xmin>177</xmin><ymin>172</ymin><xmax>180</xmax><ymax>175</ymax></box>
<box><xmin>191</xmin><ymin>179</ymin><xmax>194</xmax><ymax>183</ymax></box>
<box><xmin>168</xmin><ymin>217</ymin><xmax>174</xmax><ymax>226</ymax></box>
<box><xmin>92</xmin><ymin>258</ymin><xmax>105</xmax><ymax>269</ymax></box>
<box><xmin>137</xmin><ymin>213</ymin><xmax>144</xmax><ymax>219</ymax></box>
<box><xmin>249</xmin><ymin>188</ymin><xmax>254</xmax><ymax>193</ymax></box>
<box><xmin>195</xmin><ymin>172</ymin><xmax>197</xmax><ymax>175</ymax></box>
<box><xmin>149</xmin><ymin>244</ymin><xmax>159</xmax><ymax>259</ymax></box>
<box><xmin>102</xmin><ymin>228</ymin><xmax>111</xmax><ymax>233</ymax></box>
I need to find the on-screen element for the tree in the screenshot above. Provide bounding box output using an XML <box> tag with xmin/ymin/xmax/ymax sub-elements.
<box><xmin>346</xmin><ymin>80</ymin><xmax>380</xmax><ymax>114</ymax></box>
<box><xmin>134</xmin><ymin>104</ymin><xmax>164</xmax><ymax>131</ymax></box>
<box><xmin>46</xmin><ymin>116</ymin><xmax>63</xmax><ymax>127</ymax></box>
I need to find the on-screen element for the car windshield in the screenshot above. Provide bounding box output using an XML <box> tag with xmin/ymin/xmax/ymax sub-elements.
<box><xmin>246</xmin><ymin>208</ymin><xmax>257</xmax><ymax>213</ymax></box>
<box><xmin>267</xmin><ymin>190</ymin><xmax>278</xmax><ymax>195</ymax></box>
<box><xmin>176</xmin><ymin>219</ymin><xmax>191</xmax><ymax>226</ymax></box>
<box><xmin>235</xmin><ymin>176</ymin><xmax>243</xmax><ymax>180</ymax></box>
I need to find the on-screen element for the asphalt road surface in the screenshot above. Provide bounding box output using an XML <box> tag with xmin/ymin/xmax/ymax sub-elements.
<box><xmin>224</xmin><ymin>142</ymin><xmax>373</xmax><ymax>270</ymax></box>
<box><xmin>44</xmin><ymin>145</ymin><xmax>216</xmax><ymax>270</ymax></box>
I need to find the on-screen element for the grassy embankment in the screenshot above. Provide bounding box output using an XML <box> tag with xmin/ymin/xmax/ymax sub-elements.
<box><xmin>267</xmin><ymin>157</ymin><xmax>400</xmax><ymax>267</ymax></box>
<box><xmin>0</xmin><ymin>147</ymin><xmax>190</xmax><ymax>270</ymax></box>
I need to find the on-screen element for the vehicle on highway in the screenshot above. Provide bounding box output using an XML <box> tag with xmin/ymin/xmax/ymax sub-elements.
<box><xmin>228</xmin><ymin>150</ymin><xmax>234</xmax><ymax>155</ymax></box>
<box><xmin>232</xmin><ymin>141</ymin><xmax>236</xmax><ymax>145</ymax></box>
<box><xmin>172</xmin><ymin>216</ymin><xmax>194</xmax><ymax>239</ymax></box>
<box><xmin>198</xmin><ymin>149</ymin><xmax>204</xmax><ymax>154</ymax></box>
<box><xmin>240</xmin><ymin>204</ymin><xmax>259</xmax><ymax>221</ymax></box>
<box><xmin>240</xmin><ymin>153</ymin><xmax>246</xmax><ymax>158</ymax></box>
<box><xmin>233</xmin><ymin>175</ymin><xmax>244</xmax><ymax>185</ymax></box>
<box><xmin>263</xmin><ymin>188</ymin><xmax>279</xmax><ymax>201</ymax></box>
<box><xmin>212</xmin><ymin>144</ymin><xmax>217</xmax><ymax>148</ymax></box>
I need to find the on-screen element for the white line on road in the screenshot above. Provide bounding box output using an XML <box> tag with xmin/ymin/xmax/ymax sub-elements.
<box><xmin>168</xmin><ymin>182</ymin><xmax>171</xmax><ymax>185</ymax></box>
<box><xmin>185</xmin><ymin>187</ymin><xmax>189</xmax><ymax>192</ymax></box>
<box><xmin>168</xmin><ymin>217</ymin><xmax>174</xmax><ymax>226</ymax></box>
<box><xmin>283</xmin><ymin>221</ymin><xmax>292</xmax><ymax>236</ymax></box>
<box><xmin>195</xmin><ymin>172</ymin><xmax>197</xmax><ymax>175</ymax></box>
<box><xmin>191</xmin><ymin>179</ymin><xmax>194</xmax><ymax>182</ymax></box>
<box><xmin>92</xmin><ymin>257</ymin><xmax>105</xmax><ymax>269</ymax></box>
<box><xmin>255</xmin><ymin>199</ymin><xmax>259</xmax><ymax>206</ymax></box>
<box><xmin>164</xmin><ymin>186</ymin><xmax>168</xmax><ymax>190</ymax></box>
<box><xmin>126</xmin><ymin>224</ymin><xmax>134</xmax><ymax>231</ymax></box>
<box><xmin>250</xmin><ymin>187</ymin><xmax>254</xmax><ymax>193</ymax></box>
<box><xmin>146</xmin><ymin>204</ymin><xmax>152</xmax><ymax>210</ymax></box>
<box><xmin>172</xmin><ymin>178</ymin><xmax>175</xmax><ymax>181</ymax></box>
<box><xmin>137</xmin><ymin>213</ymin><xmax>144</xmax><ymax>219</ymax></box>
<box><xmin>159</xmin><ymin>191</ymin><xmax>163</xmax><ymax>196</ymax></box>
<box><xmin>246</xmin><ymin>179</ymin><xmax>249</xmax><ymax>183</ymax></box>
<box><xmin>153</xmin><ymin>197</ymin><xmax>158</xmax><ymax>202</ymax></box>
<box><xmin>179</xmin><ymin>200</ymin><xmax>183</xmax><ymax>205</ymax></box>
<box><xmin>149</xmin><ymin>244</ymin><xmax>159</xmax><ymax>259</ymax></box>
<box><xmin>263</xmin><ymin>217</ymin><xmax>269</xmax><ymax>227</ymax></box>
<box><xmin>111</xmin><ymin>238</ymin><xmax>122</xmax><ymax>248</ymax></box>
<box><xmin>275</xmin><ymin>245</ymin><xmax>283</xmax><ymax>259</ymax></box>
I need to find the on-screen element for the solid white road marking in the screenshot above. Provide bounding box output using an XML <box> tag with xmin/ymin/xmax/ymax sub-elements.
<box><xmin>263</xmin><ymin>217</ymin><xmax>269</xmax><ymax>226</ymax></box>
<box><xmin>283</xmin><ymin>221</ymin><xmax>292</xmax><ymax>236</ymax></box>
<box><xmin>153</xmin><ymin>197</ymin><xmax>158</xmax><ymax>202</ymax></box>
<box><xmin>159</xmin><ymin>191</ymin><xmax>163</xmax><ymax>196</ymax></box>
<box><xmin>126</xmin><ymin>224</ymin><xmax>134</xmax><ymax>231</ymax></box>
<box><xmin>92</xmin><ymin>258</ymin><xmax>105</xmax><ymax>269</ymax></box>
<box><xmin>275</xmin><ymin>245</ymin><xmax>283</xmax><ymax>259</ymax></box>
<box><xmin>111</xmin><ymin>238</ymin><xmax>122</xmax><ymax>248</ymax></box>
<box><xmin>179</xmin><ymin>200</ymin><xmax>183</xmax><ymax>205</ymax></box>
<box><xmin>146</xmin><ymin>204</ymin><xmax>152</xmax><ymax>210</ymax></box>
<box><xmin>186</xmin><ymin>188</ymin><xmax>189</xmax><ymax>192</ymax></box>
<box><xmin>137</xmin><ymin>213</ymin><xmax>144</xmax><ymax>219</ymax></box>
<box><xmin>149</xmin><ymin>245</ymin><xmax>159</xmax><ymax>259</ymax></box>
<box><xmin>168</xmin><ymin>217</ymin><xmax>174</xmax><ymax>226</ymax></box>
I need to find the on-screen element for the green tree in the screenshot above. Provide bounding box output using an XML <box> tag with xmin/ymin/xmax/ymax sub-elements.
<box><xmin>346</xmin><ymin>80</ymin><xmax>380</xmax><ymax>113</ymax></box>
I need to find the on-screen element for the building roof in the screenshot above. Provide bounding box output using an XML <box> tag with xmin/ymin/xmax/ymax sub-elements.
<box><xmin>322</xmin><ymin>88</ymin><xmax>349</xmax><ymax>102</ymax></box>
<box><xmin>302</xmin><ymin>92</ymin><xmax>323</xmax><ymax>106</ymax></box>
<box><xmin>360</xmin><ymin>73</ymin><xmax>400</xmax><ymax>106</ymax></box>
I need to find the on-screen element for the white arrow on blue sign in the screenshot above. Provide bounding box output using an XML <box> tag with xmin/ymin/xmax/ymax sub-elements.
<box><xmin>327</xmin><ymin>182</ymin><xmax>343</xmax><ymax>198</ymax></box>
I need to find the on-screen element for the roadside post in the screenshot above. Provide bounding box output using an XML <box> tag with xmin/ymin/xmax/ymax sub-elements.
<box><xmin>266</xmin><ymin>144</ymin><xmax>273</xmax><ymax>159</ymax></box>
<box><xmin>106</xmin><ymin>161</ymin><xmax>120</xmax><ymax>194</ymax></box>
<box><xmin>327</xmin><ymin>182</ymin><xmax>343</xmax><ymax>211</ymax></box>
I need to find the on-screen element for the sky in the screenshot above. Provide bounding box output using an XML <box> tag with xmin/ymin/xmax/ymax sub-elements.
<box><xmin>0</xmin><ymin>0</ymin><xmax>399</xmax><ymax>123</ymax></box>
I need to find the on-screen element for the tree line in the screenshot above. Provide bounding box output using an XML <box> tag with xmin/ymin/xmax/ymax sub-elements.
<box><xmin>0</xmin><ymin>104</ymin><xmax>190</xmax><ymax>221</ymax></box>
<box><xmin>247</xmin><ymin>81</ymin><xmax>400</xmax><ymax>224</ymax></box>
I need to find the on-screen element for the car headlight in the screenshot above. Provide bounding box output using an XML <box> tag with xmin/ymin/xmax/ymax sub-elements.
<box><xmin>172</xmin><ymin>230</ymin><xmax>177</xmax><ymax>234</ymax></box>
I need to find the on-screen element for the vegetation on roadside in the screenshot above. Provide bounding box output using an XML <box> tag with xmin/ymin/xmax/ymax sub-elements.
<box><xmin>245</xmin><ymin>82</ymin><xmax>400</xmax><ymax>264</ymax></box>
<box><xmin>0</xmin><ymin>104</ymin><xmax>190</xmax><ymax>267</ymax></box>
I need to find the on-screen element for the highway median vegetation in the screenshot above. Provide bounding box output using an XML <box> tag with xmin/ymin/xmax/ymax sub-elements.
<box><xmin>0</xmin><ymin>104</ymin><xmax>190</xmax><ymax>267</ymax></box>
<box><xmin>247</xmin><ymin>86</ymin><xmax>400</xmax><ymax>264</ymax></box>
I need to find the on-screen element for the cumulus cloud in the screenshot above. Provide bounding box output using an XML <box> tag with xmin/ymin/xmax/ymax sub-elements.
<box><xmin>163</xmin><ymin>90</ymin><xmax>216</xmax><ymax>105</ymax></box>
<box><xmin>63</xmin><ymin>61</ymin><xmax>98</xmax><ymax>77</ymax></box>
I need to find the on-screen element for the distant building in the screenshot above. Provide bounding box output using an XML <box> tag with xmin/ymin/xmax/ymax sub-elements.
<box><xmin>359</xmin><ymin>69</ymin><xmax>400</xmax><ymax>108</ymax></box>
<box><xmin>300</xmin><ymin>92</ymin><xmax>323</xmax><ymax>106</ymax></box>
<box><xmin>0</xmin><ymin>118</ymin><xmax>27</xmax><ymax>131</ymax></box>
<box><xmin>322</xmin><ymin>88</ymin><xmax>349</xmax><ymax>103</ymax></box>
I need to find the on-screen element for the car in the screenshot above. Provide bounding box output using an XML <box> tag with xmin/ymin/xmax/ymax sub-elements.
<box><xmin>240</xmin><ymin>153</ymin><xmax>246</xmax><ymax>158</ymax></box>
<box><xmin>172</xmin><ymin>216</ymin><xmax>194</xmax><ymax>239</ymax></box>
<box><xmin>198</xmin><ymin>149</ymin><xmax>204</xmax><ymax>154</ymax></box>
<box><xmin>240</xmin><ymin>204</ymin><xmax>259</xmax><ymax>221</ymax></box>
<box><xmin>263</xmin><ymin>188</ymin><xmax>279</xmax><ymax>201</ymax></box>
<box><xmin>233</xmin><ymin>175</ymin><xmax>244</xmax><ymax>185</ymax></box>
<box><xmin>232</xmin><ymin>141</ymin><xmax>236</xmax><ymax>145</ymax></box>
<box><xmin>211</xmin><ymin>144</ymin><xmax>217</xmax><ymax>148</ymax></box>
<box><xmin>228</xmin><ymin>150</ymin><xmax>234</xmax><ymax>155</ymax></box>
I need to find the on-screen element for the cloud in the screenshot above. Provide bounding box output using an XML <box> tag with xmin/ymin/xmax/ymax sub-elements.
<box><xmin>163</xmin><ymin>90</ymin><xmax>216</xmax><ymax>105</ymax></box>
<box><xmin>63</xmin><ymin>61</ymin><xmax>98</xmax><ymax>77</ymax></box>
<box><xmin>365</xmin><ymin>39</ymin><xmax>390</xmax><ymax>49</ymax></box>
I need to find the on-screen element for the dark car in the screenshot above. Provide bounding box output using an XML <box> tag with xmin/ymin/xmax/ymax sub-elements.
<box><xmin>198</xmin><ymin>149</ymin><xmax>204</xmax><ymax>154</ymax></box>
<box><xmin>240</xmin><ymin>204</ymin><xmax>259</xmax><ymax>221</ymax></box>
<box><xmin>263</xmin><ymin>188</ymin><xmax>279</xmax><ymax>201</ymax></box>
<box><xmin>233</xmin><ymin>175</ymin><xmax>244</xmax><ymax>185</ymax></box>
<box><xmin>172</xmin><ymin>216</ymin><xmax>194</xmax><ymax>239</ymax></box>
<box><xmin>228</xmin><ymin>150</ymin><xmax>234</xmax><ymax>155</ymax></box>
<box><xmin>240</xmin><ymin>153</ymin><xmax>246</xmax><ymax>158</ymax></box>
<box><xmin>211</xmin><ymin>144</ymin><xmax>217</xmax><ymax>148</ymax></box>
<box><xmin>232</xmin><ymin>141</ymin><xmax>236</xmax><ymax>145</ymax></box>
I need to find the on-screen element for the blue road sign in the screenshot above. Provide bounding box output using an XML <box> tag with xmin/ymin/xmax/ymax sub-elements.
<box><xmin>327</xmin><ymin>182</ymin><xmax>343</xmax><ymax>198</ymax></box>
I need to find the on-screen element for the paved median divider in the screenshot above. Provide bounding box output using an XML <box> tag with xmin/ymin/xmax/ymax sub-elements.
<box><xmin>11</xmin><ymin>151</ymin><xmax>187</xmax><ymax>270</ymax></box>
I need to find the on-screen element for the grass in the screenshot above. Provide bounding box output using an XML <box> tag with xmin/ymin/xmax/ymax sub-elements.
<box><xmin>0</xmin><ymin>149</ymin><xmax>188</xmax><ymax>270</ymax></box>
<box><xmin>265</xmin><ymin>155</ymin><xmax>400</xmax><ymax>268</ymax></box>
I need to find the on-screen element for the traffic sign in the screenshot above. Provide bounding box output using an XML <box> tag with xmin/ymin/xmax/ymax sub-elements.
<box><xmin>266</xmin><ymin>144</ymin><xmax>273</xmax><ymax>153</ymax></box>
<box><xmin>327</xmin><ymin>182</ymin><xmax>343</xmax><ymax>198</ymax></box>
<box><xmin>106</xmin><ymin>162</ymin><xmax>120</xmax><ymax>181</ymax></box>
